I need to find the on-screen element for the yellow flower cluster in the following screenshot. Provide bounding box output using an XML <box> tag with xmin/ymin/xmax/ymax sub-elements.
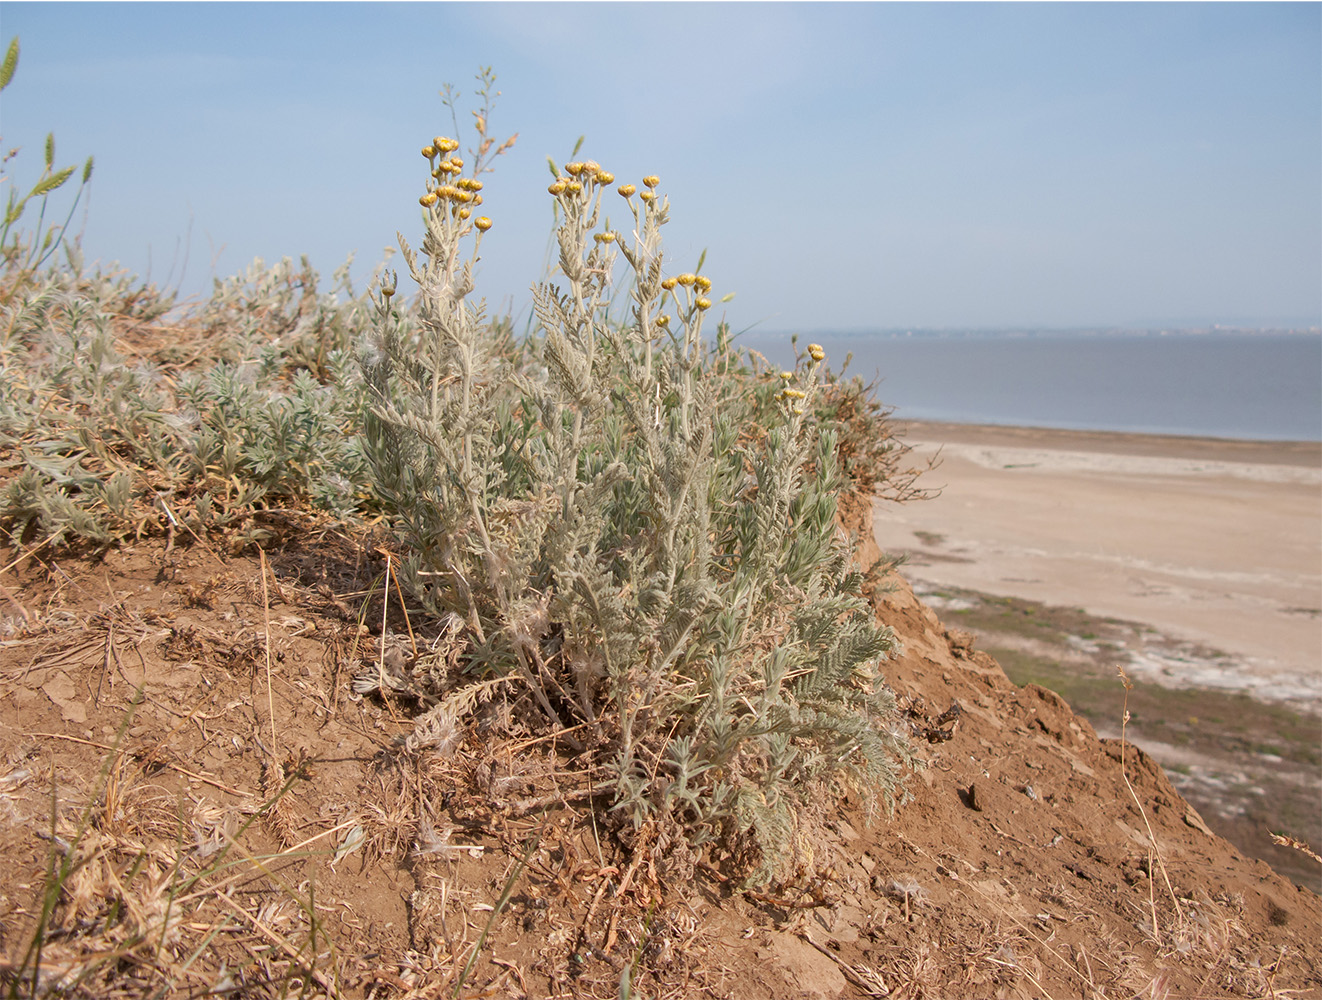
<box><xmin>422</xmin><ymin>136</ymin><xmax>461</xmax><ymax>157</ymax></box>
<box><xmin>776</xmin><ymin>371</ymin><xmax>808</xmax><ymax>412</ymax></box>
<box><xmin>549</xmin><ymin>160</ymin><xmax>618</xmax><ymax>197</ymax></box>
<box><xmin>657</xmin><ymin>270</ymin><xmax>714</xmax><ymax>309</ymax></box>
<box><xmin>778</xmin><ymin>381</ymin><xmax>807</xmax><ymax>414</ymax></box>
<box><xmin>807</xmin><ymin>343</ymin><xmax>825</xmax><ymax>363</ymax></box>
<box><xmin>540</xmin><ymin>162</ymin><xmax>716</xmax><ymax>319</ymax></box>
<box><xmin>608</xmin><ymin>173</ymin><xmax>659</xmax><ymax>203</ymax></box>
<box><xmin>418</xmin><ymin>136</ymin><xmax>488</xmax><ymax>224</ymax></box>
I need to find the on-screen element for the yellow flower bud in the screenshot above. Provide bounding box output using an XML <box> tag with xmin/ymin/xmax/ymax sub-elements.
<box><xmin>643</xmin><ymin>175</ymin><xmax>660</xmax><ymax>188</ymax></box>
<box><xmin>656</xmin><ymin>314</ymin><xmax>671</xmax><ymax>327</ymax></box>
<box><xmin>456</xmin><ymin>191</ymin><xmax>474</xmax><ymax>203</ymax></box>
<box><xmin>433</xmin><ymin>136</ymin><xmax>449</xmax><ymax>150</ymax></box>
<box><xmin>567</xmin><ymin>181</ymin><xmax>583</xmax><ymax>194</ymax></box>
<box><xmin>695</xmin><ymin>275</ymin><xmax>712</xmax><ymax>292</ymax></box>
<box><xmin>565</xmin><ymin>162</ymin><xmax>584</xmax><ymax>175</ymax></box>
<box><xmin>474</xmin><ymin>216</ymin><xmax>493</xmax><ymax>231</ymax></box>
<box><xmin>783</xmin><ymin>388</ymin><xmax>806</xmax><ymax>400</ymax></box>
<box><xmin>458</xmin><ymin>207</ymin><xmax>472</xmax><ymax>219</ymax></box>
<box><xmin>661</xmin><ymin>277</ymin><xmax>678</xmax><ymax>290</ymax></box>
<box><xmin>618</xmin><ymin>183</ymin><xmax>636</xmax><ymax>197</ymax></box>
<box><xmin>583</xmin><ymin>160</ymin><xmax>600</xmax><ymax>174</ymax></box>
<box><xmin>779</xmin><ymin>371</ymin><xmax>794</xmax><ymax>381</ymax></box>
<box><xmin>419</xmin><ymin>192</ymin><xmax>439</xmax><ymax>206</ymax></box>
<box><xmin>450</xmin><ymin>156</ymin><xmax>463</xmax><ymax>168</ymax></box>
<box><xmin>696</xmin><ymin>297</ymin><xmax>712</xmax><ymax>310</ymax></box>
<box><xmin>808</xmin><ymin>343</ymin><xmax>825</xmax><ymax>362</ymax></box>
<box><xmin>593</xmin><ymin>231</ymin><xmax>617</xmax><ymax>243</ymax></box>
<box><xmin>677</xmin><ymin>273</ymin><xmax>697</xmax><ymax>286</ymax></box>
<box><xmin>639</xmin><ymin>190</ymin><xmax>655</xmax><ymax>202</ymax></box>
<box><xmin>549</xmin><ymin>181</ymin><xmax>567</xmax><ymax>195</ymax></box>
<box><xmin>595</xmin><ymin>170</ymin><xmax>615</xmax><ymax>185</ymax></box>
<box><xmin>422</xmin><ymin>145</ymin><xmax>437</xmax><ymax>158</ymax></box>
<box><xmin>469</xmin><ymin>179</ymin><xmax>483</xmax><ymax>191</ymax></box>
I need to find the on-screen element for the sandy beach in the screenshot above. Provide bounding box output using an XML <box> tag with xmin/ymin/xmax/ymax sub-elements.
<box><xmin>874</xmin><ymin>421</ymin><xmax>1322</xmax><ymax>712</ymax></box>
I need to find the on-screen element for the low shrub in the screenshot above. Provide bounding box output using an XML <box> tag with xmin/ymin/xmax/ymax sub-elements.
<box><xmin>0</xmin><ymin>63</ymin><xmax>918</xmax><ymax>885</ymax></box>
<box><xmin>362</xmin><ymin>134</ymin><xmax>913</xmax><ymax>884</ymax></box>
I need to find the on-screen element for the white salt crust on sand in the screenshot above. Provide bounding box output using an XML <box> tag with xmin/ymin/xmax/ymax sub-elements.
<box><xmin>874</xmin><ymin>425</ymin><xmax>1322</xmax><ymax>714</ymax></box>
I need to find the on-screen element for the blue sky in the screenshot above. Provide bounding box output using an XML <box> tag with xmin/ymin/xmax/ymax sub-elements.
<box><xmin>1</xmin><ymin>2</ymin><xmax>1318</xmax><ymax>331</ymax></box>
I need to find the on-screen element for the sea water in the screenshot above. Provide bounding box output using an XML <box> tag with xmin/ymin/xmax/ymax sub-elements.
<box><xmin>739</xmin><ymin>331</ymin><xmax>1322</xmax><ymax>442</ymax></box>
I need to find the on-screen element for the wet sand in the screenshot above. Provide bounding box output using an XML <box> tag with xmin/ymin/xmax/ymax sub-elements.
<box><xmin>874</xmin><ymin>421</ymin><xmax>1322</xmax><ymax>710</ymax></box>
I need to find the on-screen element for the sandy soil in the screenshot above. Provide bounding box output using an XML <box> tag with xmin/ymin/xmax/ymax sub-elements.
<box><xmin>875</xmin><ymin>421</ymin><xmax>1322</xmax><ymax>711</ymax></box>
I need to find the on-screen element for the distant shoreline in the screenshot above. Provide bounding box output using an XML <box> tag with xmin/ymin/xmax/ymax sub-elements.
<box><xmin>746</xmin><ymin>330</ymin><xmax>1322</xmax><ymax>444</ymax></box>
<box><xmin>897</xmin><ymin>418</ymin><xmax>1322</xmax><ymax>468</ymax></box>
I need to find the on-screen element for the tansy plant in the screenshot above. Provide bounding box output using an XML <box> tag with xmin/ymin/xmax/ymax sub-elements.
<box><xmin>364</xmin><ymin>128</ymin><xmax>913</xmax><ymax>884</ymax></box>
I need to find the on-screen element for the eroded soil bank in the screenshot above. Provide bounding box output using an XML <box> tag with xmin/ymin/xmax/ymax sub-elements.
<box><xmin>0</xmin><ymin>505</ymin><xmax>1318</xmax><ymax>998</ymax></box>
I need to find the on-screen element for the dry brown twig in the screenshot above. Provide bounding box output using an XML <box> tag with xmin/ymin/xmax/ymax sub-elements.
<box><xmin>1268</xmin><ymin>832</ymin><xmax>1322</xmax><ymax>866</ymax></box>
<box><xmin>258</xmin><ymin>546</ymin><xmax>278</xmax><ymax>762</ymax></box>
